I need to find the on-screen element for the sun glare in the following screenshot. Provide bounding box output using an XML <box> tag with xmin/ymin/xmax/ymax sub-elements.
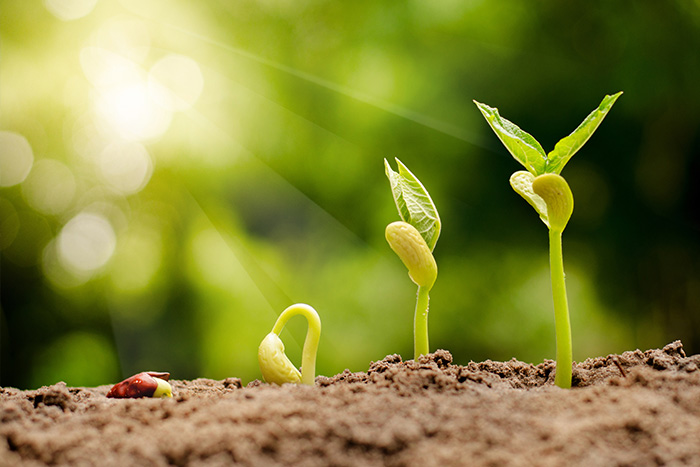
<box><xmin>94</xmin><ymin>83</ymin><xmax>173</xmax><ymax>141</ymax></box>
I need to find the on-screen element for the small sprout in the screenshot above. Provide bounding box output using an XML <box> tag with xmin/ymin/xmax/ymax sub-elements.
<box><xmin>106</xmin><ymin>371</ymin><xmax>173</xmax><ymax>398</ymax></box>
<box><xmin>385</xmin><ymin>158</ymin><xmax>441</xmax><ymax>359</ymax></box>
<box><xmin>474</xmin><ymin>92</ymin><xmax>622</xmax><ymax>388</ymax></box>
<box><xmin>258</xmin><ymin>303</ymin><xmax>321</xmax><ymax>386</ymax></box>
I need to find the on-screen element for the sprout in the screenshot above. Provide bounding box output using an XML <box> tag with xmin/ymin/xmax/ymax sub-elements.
<box><xmin>106</xmin><ymin>371</ymin><xmax>173</xmax><ymax>398</ymax></box>
<box><xmin>258</xmin><ymin>303</ymin><xmax>321</xmax><ymax>386</ymax></box>
<box><xmin>474</xmin><ymin>92</ymin><xmax>622</xmax><ymax>388</ymax></box>
<box><xmin>385</xmin><ymin>158</ymin><xmax>441</xmax><ymax>359</ymax></box>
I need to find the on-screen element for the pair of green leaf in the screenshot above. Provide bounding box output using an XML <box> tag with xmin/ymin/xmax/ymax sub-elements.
<box><xmin>474</xmin><ymin>92</ymin><xmax>622</xmax><ymax>177</ymax></box>
<box><xmin>474</xmin><ymin>92</ymin><xmax>622</xmax><ymax>229</ymax></box>
<box><xmin>384</xmin><ymin>158</ymin><xmax>441</xmax><ymax>251</ymax></box>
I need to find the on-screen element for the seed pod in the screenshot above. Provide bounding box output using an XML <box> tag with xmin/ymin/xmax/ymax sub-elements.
<box><xmin>532</xmin><ymin>173</ymin><xmax>574</xmax><ymax>232</ymax></box>
<box><xmin>385</xmin><ymin>221</ymin><xmax>437</xmax><ymax>288</ymax></box>
<box><xmin>106</xmin><ymin>371</ymin><xmax>173</xmax><ymax>398</ymax></box>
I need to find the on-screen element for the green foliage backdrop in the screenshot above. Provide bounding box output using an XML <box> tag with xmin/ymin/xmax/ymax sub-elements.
<box><xmin>1</xmin><ymin>1</ymin><xmax>699</xmax><ymax>389</ymax></box>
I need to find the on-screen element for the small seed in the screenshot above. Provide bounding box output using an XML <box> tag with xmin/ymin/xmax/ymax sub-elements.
<box><xmin>106</xmin><ymin>372</ymin><xmax>173</xmax><ymax>398</ymax></box>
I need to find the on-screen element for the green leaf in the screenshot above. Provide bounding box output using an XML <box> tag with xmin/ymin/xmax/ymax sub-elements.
<box><xmin>509</xmin><ymin>171</ymin><xmax>549</xmax><ymax>228</ymax></box>
<box><xmin>473</xmin><ymin>100</ymin><xmax>547</xmax><ymax>175</ymax></box>
<box><xmin>545</xmin><ymin>92</ymin><xmax>623</xmax><ymax>174</ymax></box>
<box><xmin>385</xmin><ymin>158</ymin><xmax>441</xmax><ymax>251</ymax></box>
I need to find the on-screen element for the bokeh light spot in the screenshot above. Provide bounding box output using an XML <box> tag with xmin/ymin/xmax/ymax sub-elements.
<box><xmin>148</xmin><ymin>54</ymin><xmax>204</xmax><ymax>111</ymax></box>
<box><xmin>43</xmin><ymin>239</ymin><xmax>88</xmax><ymax>289</ymax></box>
<box><xmin>0</xmin><ymin>131</ymin><xmax>34</xmax><ymax>187</ymax></box>
<box><xmin>98</xmin><ymin>141</ymin><xmax>153</xmax><ymax>194</ymax></box>
<box><xmin>57</xmin><ymin>212</ymin><xmax>116</xmax><ymax>277</ymax></box>
<box><xmin>21</xmin><ymin>159</ymin><xmax>77</xmax><ymax>215</ymax></box>
<box><xmin>109</xmin><ymin>225</ymin><xmax>163</xmax><ymax>294</ymax></box>
<box><xmin>189</xmin><ymin>227</ymin><xmax>241</xmax><ymax>291</ymax></box>
<box><xmin>43</xmin><ymin>0</ymin><xmax>98</xmax><ymax>21</ymax></box>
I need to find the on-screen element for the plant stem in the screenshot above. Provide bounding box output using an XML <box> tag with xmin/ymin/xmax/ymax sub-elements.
<box><xmin>272</xmin><ymin>304</ymin><xmax>322</xmax><ymax>385</ymax></box>
<box><xmin>414</xmin><ymin>285</ymin><xmax>431</xmax><ymax>359</ymax></box>
<box><xmin>548</xmin><ymin>228</ymin><xmax>572</xmax><ymax>389</ymax></box>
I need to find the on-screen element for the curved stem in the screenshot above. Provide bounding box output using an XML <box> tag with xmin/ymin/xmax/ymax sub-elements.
<box><xmin>414</xmin><ymin>285</ymin><xmax>431</xmax><ymax>359</ymax></box>
<box><xmin>549</xmin><ymin>228</ymin><xmax>572</xmax><ymax>388</ymax></box>
<box><xmin>272</xmin><ymin>303</ymin><xmax>322</xmax><ymax>385</ymax></box>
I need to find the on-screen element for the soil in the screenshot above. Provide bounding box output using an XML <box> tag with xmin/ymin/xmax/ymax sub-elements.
<box><xmin>2</xmin><ymin>341</ymin><xmax>700</xmax><ymax>466</ymax></box>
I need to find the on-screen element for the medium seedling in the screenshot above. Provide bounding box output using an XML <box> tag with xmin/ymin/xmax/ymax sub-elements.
<box><xmin>385</xmin><ymin>158</ymin><xmax>441</xmax><ymax>360</ymax></box>
<box><xmin>474</xmin><ymin>92</ymin><xmax>622</xmax><ymax>388</ymax></box>
<box><xmin>258</xmin><ymin>303</ymin><xmax>321</xmax><ymax>385</ymax></box>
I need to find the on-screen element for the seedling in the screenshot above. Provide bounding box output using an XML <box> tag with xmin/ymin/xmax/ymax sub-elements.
<box><xmin>258</xmin><ymin>303</ymin><xmax>321</xmax><ymax>385</ymax></box>
<box><xmin>106</xmin><ymin>371</ymin><xmax>173</xmax><ymax>398</ymax></box>
<box><xmin>384</xmin><ymin>158</ymin><xmax>441</xmax><ymax>360</ymax></box>
<box><xmin>474</xmin><ymin>92</ymin><xmax>622</xmax><ymax>388</ymax></box>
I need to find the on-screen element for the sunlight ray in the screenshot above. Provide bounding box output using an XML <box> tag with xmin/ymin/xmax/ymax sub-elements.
<box><xmin>184</xmin><ymin>189</ymin><xmax>307</xmax><ymax>354</ymax></box>
<box><xmin>133</xmin><ymin>14</ymin><xmax>488</xmax><ymax>148</ymax></box>
<box><xmin>179</xmin><ymin>102</ymin><xmax>373</xmax><ymax>246</ymax></box>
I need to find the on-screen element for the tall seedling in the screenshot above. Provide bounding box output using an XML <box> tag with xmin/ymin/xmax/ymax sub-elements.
<box><xmin>474</xmin><ymin>92</ymin><xmax>622</xmax><ymax>388</ymax></box>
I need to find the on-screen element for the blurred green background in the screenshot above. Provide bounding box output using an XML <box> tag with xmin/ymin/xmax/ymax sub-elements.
<box><xmin>1</xmin><ymin>1</ymin><xmax>699</xmax><ymax>389</ymax></box>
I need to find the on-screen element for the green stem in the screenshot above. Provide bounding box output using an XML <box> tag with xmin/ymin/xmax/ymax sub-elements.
<box><xmin>549</xmin><ymin>228</ymin><xmax>572</xmax><ymax>388</ymax></box>
<box><xmin>414</xmin><ymin>285</ymin><xmax>431</xmax><ymax>359</ymax></box>
<box><xmin>272</xmin><ymin>304</ymin><xmax>322</xmax><ymax>385</ymax></box>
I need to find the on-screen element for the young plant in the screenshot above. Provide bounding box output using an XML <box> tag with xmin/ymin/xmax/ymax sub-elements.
<box><xmin>384</xmin><ymin>158</ymin><xmax>441</xmax><ymax>360</ymax></box>
<box><xmin>258</xmin><ymin>303</ymin><xmax>321</xmax><ymax>385</ymax></box>
<box><xmin>474</xmin><ymin>92</ymin><xmax>622</xmax><ymax>388</ymax></box>
<box><xmin>106</xmin><ymin>371</ymin><xmax>173</xmax><ymax>398</ymax></box>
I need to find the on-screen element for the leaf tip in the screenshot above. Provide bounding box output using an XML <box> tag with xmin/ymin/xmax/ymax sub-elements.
<box><xmin>601</xmin><ymin>91</ymin><xmax>623</xmax><ymax>109</ymax></box>
<box><xmin>384</xmin><ymin>158</ymin><xmax>395</xmax><ymax>177</ymax></box>
<box><xmin>473</xmin><ymin>99</ymin><xmax>493</xmax><ymax>116</ymax></box>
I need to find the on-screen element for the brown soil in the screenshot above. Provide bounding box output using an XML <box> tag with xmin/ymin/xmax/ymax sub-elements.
<box><xmin>2</xmin><ymin>341</ymin><xmax>700</xmax><ymax>466</ymax></box>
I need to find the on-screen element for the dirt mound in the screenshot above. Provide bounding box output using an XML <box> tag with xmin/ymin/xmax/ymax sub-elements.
<box><xmin>2</xmin><ymin>341</ymin><xmax>699</xmax><ymax>466</ymax></box>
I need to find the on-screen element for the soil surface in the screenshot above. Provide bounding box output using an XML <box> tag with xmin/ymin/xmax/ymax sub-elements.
<box><xmin>2</xmin><ymin>341</ymin><xmax>700</xmax><ymax>466</ymax></box>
